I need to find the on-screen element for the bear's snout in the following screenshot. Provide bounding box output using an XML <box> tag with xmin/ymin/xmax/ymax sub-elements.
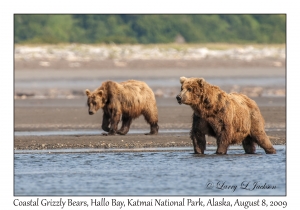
<box><xmin>89</xmin><ymin>111</ymin><xmax>94</xmax><ymax>115</ymax></box>
<box><xmin>176</xmin><ymin>95</ymin><xmax>182</xmax><ymax>104</ymax></box>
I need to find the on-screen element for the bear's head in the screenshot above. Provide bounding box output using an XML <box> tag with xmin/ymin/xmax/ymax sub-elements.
<box><xmin>176</xmin><ymin>76</ymin><xmax>205</xmax><ymax>105</ymax></box>
<box><xmin>85</xmin><ymin>89</ymin><xmax>107</xmax><ymax>115</ymax></box>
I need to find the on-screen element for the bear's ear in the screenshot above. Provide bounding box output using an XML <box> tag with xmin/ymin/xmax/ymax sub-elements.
<box><xmin>197</xmin><ymin>78</ymin><xmax>205</xmax><ymax>87</ymax></box>
<box><xmin>98</xmin><ymin>90</ymin><xmax>103</xmax><ymax>97</ymax></box>
<box><xmin>85</xmin><ymin>89</ymin><xmax>91</xmax><ymax>97</ymax></box>
<box><xmin>180</xmin><ymin>77</ymin><xmax>187</xmax><ymax>84</ymax></box>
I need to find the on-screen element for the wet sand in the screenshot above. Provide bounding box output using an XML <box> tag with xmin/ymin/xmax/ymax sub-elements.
<box><xmin>14</xmin><ymin>97</ymin><xmax>286</xmax><ymax>150</ymax></box>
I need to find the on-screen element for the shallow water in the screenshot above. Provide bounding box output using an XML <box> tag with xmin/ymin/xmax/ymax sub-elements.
<box><xmin>14</xmin><ymin>145</ymin><xmax>285</xmax><ymax>196</ymax></box>
<box><xmin>14</xmin><ymin>128</ymin><xmax>285</xmax><ymax>136</ymax></box>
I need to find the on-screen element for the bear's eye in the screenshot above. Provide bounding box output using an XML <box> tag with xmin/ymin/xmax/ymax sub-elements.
<box><xmin>181</xmin><ymin>87</ymin><xmax>183</xmax><ymax>91</ymax></box>
<box><xmin>187</xmin><ymin>88</ymin><xmax>192</xmax><ymax>92</ymax></box>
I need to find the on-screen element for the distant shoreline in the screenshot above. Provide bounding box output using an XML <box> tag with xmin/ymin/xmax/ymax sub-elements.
<box><xmin>15</xmin><ymin>44</ymin><xmax>285</xmax><ymax>71</ymax></box>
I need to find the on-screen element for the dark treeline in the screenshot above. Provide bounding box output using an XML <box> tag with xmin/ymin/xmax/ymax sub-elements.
<box><xmin>14</xmin><ymin>14</ymin><xmax>286</xmax><ymax>44</ymax></box>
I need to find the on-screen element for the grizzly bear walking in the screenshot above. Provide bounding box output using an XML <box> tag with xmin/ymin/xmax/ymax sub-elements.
<box><xmin>176</xmin><ymin>76</ymin><xmax>276</xmax><ymax>154</ymax></box>
<box><xmin>86</xmin><ymin>80</ymin><xmax>159</xmax><ymax>135</ymax></box>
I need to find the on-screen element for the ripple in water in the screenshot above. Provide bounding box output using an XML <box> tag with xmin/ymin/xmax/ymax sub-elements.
<box><xmin>14</xmin><ymin>145</ymin><xmax>286</xmax><ymax>196</ymax></box>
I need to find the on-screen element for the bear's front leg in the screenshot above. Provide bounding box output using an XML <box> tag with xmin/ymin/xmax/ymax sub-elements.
<box><xmin>190</xmin><ymin>132</ymin><xmax>206</xmax><ymax>154</ymax></box>
<box><xmin>117</xmin><ymin>115</ymin><xmax>132</xmax><ymax>135</ymax></box>
<box><xmin>101</xmin><ymin>112</ymin><xmax>110</xmax><ymax>132</ymax></box>
<box><xmin>215</xmin><ymin>133</ymin><xmax>231</xmax><ymax>155</ymax></box>
<box><xmin>190</xmin><ymin>113</ymin><xmax>206</xmax><ymax>154</ymax></box>
<box><xmin>107</xmin><ymin>110</ymin><xmax>121</xmax><ymax>135</ymax></box>
<box><xmin>206</xmin><ymin>117</ymin><xmax>231</xmax><ymax>155</ymax></box>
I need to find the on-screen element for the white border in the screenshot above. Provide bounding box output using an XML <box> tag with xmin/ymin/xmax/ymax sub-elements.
<box><xmin>3</xmin><ymin>0</ymin><xmax>297</xmax><ymax>208</ymax></box>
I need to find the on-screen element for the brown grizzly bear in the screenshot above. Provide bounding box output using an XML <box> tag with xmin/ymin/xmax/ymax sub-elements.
<box><xmin>85</xmin><ymin>80</ymin><xmax>159</xmax><ymax>135</ymax></box>
<box><xmin>176</xmin><ymin>77</ymin><xmax>276</xmax><ymax>155</ymax></box>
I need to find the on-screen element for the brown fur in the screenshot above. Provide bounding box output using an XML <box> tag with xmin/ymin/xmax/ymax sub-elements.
<box><xmin>86</xmin><ymin>80</ymin><xmax>159</xmax><ymax>135</ymax></box>
<box><xmin>176</xmin><ymin>77</ymin><xmax>276</xmax><ymax>154</ymax></box>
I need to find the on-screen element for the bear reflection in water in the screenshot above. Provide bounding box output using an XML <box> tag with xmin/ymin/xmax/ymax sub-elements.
<box><xmin>86</xmin><ymin>80</ymin><xmax>159</xmax><ymax>136</ymax></box>
<box><xmin>176</xmin><ymin>76</ymin><xmax>276</xmax><ymax>155</ymax></box>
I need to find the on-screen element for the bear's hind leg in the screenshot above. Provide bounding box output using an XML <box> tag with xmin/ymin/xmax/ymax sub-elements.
<box><xmin>117</xmin><ymin>116</ymin><xmax>132</xmax><ymax>135</ymax></box>
<box><xmin>250</xmin><ymin>111</ymin><xmax>276</xmax><ymax>154</ymax></box>
<box><xmin>242</xmin><ymin>136</ymin><xmax>256</xmax><ymax>154</ymax></box>
<box><xmin>252</xmin><ymin>131</ymin><xmax>276</xmax><ymax>154</ymax></box>
<box><xmin>142</xmin><ymin>110</ymin><xmax>159</xmax><ymax>135</ymax></box>
<box><xmin>145</xmin><ymin>123</ymin><xmax>159</xmax><ymax>135</ymax></box>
